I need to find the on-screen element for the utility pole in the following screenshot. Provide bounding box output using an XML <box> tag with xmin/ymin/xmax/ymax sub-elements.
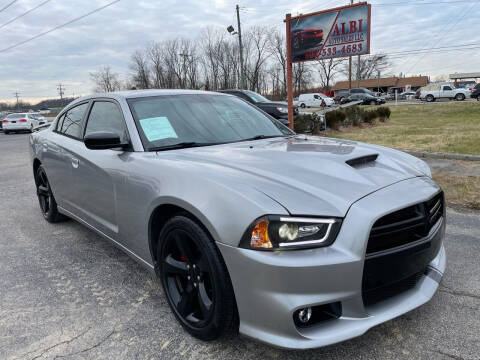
<box><xmin>57</xmin><ymin>83</ymin><xmax>65</xmax><ymax>99</ymax></box>
<box><xmin>377</xmin><ymin>70</ymin><xmax>381</xmax><ymax>92</ymax></box>
<box><xmin>179</xmin><ymin>53</ymin><xmax>190</xmax><ymax>88</ymax></box>
<box><xmin>356</xmin><ymin>54</ymin><xmax>361</xmax><ymax>88</ymax></box>
<box><xmin>13</xmin><ymin>92</ymin><xmax>20</xmax><ymax>109</ymax></box>
<box><xmin>236</xmin><ymin>4</ymin><xmax>245</xmax><ymax>89</ymax></box>
<box><xmin>348</xmin><ymin>0</ymin><xmax>353</xmax><ymax>90</ymax></box>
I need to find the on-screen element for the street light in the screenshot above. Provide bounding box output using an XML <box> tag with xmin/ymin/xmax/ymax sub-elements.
<box><xmin>227</xmin><ymin>25</ymin><xmax>237</xmax><ymax>35</ymax></box>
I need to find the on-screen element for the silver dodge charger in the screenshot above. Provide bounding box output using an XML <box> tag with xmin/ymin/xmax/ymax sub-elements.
<box><xmin>29</xmin><ymin>90</ymin><xmax>446</xmax><ymax>349</ymax></box>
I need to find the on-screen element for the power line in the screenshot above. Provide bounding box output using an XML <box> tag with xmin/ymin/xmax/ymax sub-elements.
<box><xmin>372</xmin><ymin>0</ymin><xmax>476</xmax><ymax>5</ymax></box>
<box><xmin>403</xmin><ymin>0</ymin><xmax>479</xmax><ymax>74</ymax></box>
<box><xmin>0</xmin><ymin>0</ymin><xmax>18</xmax><ymax>13</ymax></box>
<box><xmin>0</xmin><ymin>0</ymin><xmax>121</xmax><ymax>53</ymax></box>
<box><xmin>0</xmin><ymin>0</ymin><xmax>52</xmax><ymax>30</ymax></box>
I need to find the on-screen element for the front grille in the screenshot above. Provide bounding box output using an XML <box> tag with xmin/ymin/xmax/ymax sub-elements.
<box><xmin>367</xmin><ymin>192</ymin><xmax>444</xmax><ymax>254</ymax></box>
<box><xmin>363</xmin><ymin>271</ymin><xmax>424</xmax><ymax>306</ymax></box>
<box><xmin>362</xmin><ymin>192</ymin><xmax>444</xmax><ymax>307</ymax></box>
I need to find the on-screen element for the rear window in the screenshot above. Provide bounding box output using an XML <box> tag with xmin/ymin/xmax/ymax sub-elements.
<box><xmin>7</xmin><ymin>113</ymin><xmax>26</xmax><ymax>119</ymax></box>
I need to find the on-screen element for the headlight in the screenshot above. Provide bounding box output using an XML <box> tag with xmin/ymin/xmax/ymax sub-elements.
<box><xmin>276</xmin><ymin>106</ymin><xmax>288</xmax><ymax>113</ymax></box>
<box><xmin>240</xmin><ymin>216</ymin><xmax>342</xmax><ymax>250</ymax></box>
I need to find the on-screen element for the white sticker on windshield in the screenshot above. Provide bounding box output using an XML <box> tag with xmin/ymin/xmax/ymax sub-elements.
<box><xmin>139</xmin><ymin>117</ymin><xmax>178</xmax><ymax>141</ymax></box>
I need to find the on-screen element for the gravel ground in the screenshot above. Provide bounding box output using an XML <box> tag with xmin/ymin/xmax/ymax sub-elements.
<box><xmin>1</xmin><ymin>132</ymin><xmax>479</xmax><ymax>360</ymax></box>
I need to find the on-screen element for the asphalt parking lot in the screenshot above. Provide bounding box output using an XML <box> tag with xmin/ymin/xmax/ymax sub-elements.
<box><xmin>1</xmin><ymin>132</ymin><xmax>479</xmax><ymax>360</ymax></box>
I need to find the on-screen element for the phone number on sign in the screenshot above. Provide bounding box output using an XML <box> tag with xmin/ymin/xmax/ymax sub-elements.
<box><xmin>305</xmin><ymin>43</ymin><xmax>364</xmax><ymax>60</ymax></box>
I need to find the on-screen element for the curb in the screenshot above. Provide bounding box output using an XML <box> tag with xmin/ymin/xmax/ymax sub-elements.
<box><xmin>404</xmin><ymin>150</ymin><xmax>480</xmax><ymax>162</ymax></box>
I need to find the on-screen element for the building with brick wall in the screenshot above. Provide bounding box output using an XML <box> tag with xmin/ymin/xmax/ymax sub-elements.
<box><xmin>333</xmin><ymin>76</ymin><xmax>429</xmax><ymax>93</ymax></box>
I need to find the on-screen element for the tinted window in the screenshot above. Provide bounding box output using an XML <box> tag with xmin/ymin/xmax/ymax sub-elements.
<box><xmin>7</xmin><ymin>113</ymin><xmax>26</xmax><ymax>119</ymax></box>
<box><xmin>443</xmin><ymin>86</ymin><xmax>452</xmax><ymax>91</ymax></box>
<box><xmin>350</xmin><ymin>89</ymin><xmax>360</xmax><ymax>94</ymax></box>
<box><xmin>128</xmin><ymin>94</ymin><xmax>292</xmax><ymax>150</ymax></box>
<box><xmin>85</xmin><ymin>101</ymin><xmax>128</xmax><ymax>143</ymax></box>
<box><xmin>60</xmin><ymin>103</ymin><xmax>88</xmax><ymax>139</ymax></box>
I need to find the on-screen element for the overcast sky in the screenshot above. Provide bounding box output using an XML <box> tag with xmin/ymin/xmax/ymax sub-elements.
<box><xmin>0</xmin><ymin>0</ymin><xmax>479</xmax><ymax>103</ymax></box>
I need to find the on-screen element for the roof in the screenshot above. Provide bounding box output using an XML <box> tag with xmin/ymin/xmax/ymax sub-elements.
<box><xmin>449</xmin><ymin>72</ymin><xmax>480</xmax><ymax>79</ymax></box>
<box><xmin>68</xmin><ymin>89</ymin><xmax>227</xmax><ymax>108</ymax></box>
<box><xmin>333</xmin><ymin>76</ymin><xmax>429</xmax><ymax>90</ymax></box>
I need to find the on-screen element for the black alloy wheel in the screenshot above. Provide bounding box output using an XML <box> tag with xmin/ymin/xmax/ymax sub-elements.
<box><xmin>35</xmin><ymin>165</ymin><xmax>65</xmax><ymax>223</ymax></box>
<box><xmin>158</xmin><ymin>215</ymin><xmax>237</xmax><ymax>340</ymax></box>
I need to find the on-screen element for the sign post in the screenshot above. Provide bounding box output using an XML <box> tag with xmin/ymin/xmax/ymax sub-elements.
<box><xmin>285</xmin><ymin>2</ymin><xmax>371</xmax><ymax>130</ymax></box>
<box><xmin>285</xmin><ymin>13</ymin><xmax>294</xmax><ymax>130</ymax></box>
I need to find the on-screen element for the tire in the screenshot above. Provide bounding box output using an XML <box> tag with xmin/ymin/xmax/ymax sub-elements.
<box><xmin>455</xmin><ymin>93</ymin><xmax>465</xmax><ymax>101</ymax></box>
<box><xmin>426</xmin><ymin>94</ymin><xmax>435</xmax><ymax>102</ymax></box>
<box><xmin>300</xmin><ymin>103</ymin><xmax>306</xmax><ymax>108</ymax></box>
<box><xmin>158</xmin><ymin>215</ymin><xmax>238</xmax><ymax>341</ymax></box>
<box><xmin>4</xmin><ymin>130</ymin><xmax>9</xmax><ymax>134</ymax></box>
<box><xmin>35</xmin><ymin>165</ymin><xmax>66</xmax><ymax>223</ymax></box>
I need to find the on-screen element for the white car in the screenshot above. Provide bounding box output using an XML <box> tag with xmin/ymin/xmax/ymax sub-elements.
<box><xmin>298</xmin><ymin>93</ymin><xmax>334</xmax><ymax>108</ymax></box>
<box><xmin>2</xmin><ymin>113</ymin><xmax>40</xmax><ymax>134</ymax></box>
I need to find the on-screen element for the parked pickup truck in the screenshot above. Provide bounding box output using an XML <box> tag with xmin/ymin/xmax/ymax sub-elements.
<box><xmin>419</xmin><ymin>84</ymin><xmax>470</xmax><ymax>102</ymax></box>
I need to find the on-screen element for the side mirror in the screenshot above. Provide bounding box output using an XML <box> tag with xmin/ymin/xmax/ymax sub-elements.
<box><xmin>84</xmin><ymin>131</ymin><xmax>127</xmax><ymax>150</ymax></box>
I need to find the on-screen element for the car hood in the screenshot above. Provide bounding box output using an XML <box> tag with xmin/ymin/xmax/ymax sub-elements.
<box><xmin>160</xmin><ymin>136</ymin><xmax>428</xmax><ymax>217</ymax></box>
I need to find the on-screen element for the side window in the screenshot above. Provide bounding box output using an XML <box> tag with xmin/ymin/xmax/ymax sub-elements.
<box><xmin>351</xmin><ymin>89</ymin><xmax>359</xmax><ymax>94</ymax></box>
<box><xmin>84</xmin><ymin>101</ymin><xmax>128</xmax><ymax>143</ymax></box>
<box><xmin>56</xmin><ymin>114</ymin><xmax>66</xmax><ymax>131</ymax></box>
<box><xmin>443</xmin><ymin>86</ymin><xmax>452</xmax><ymax>91</ymax></box>
<box><xmin>314</xmin><ymin>95</ymin><xmax>320</xmax><ymax>99</ymax></box>
<box><xmin>60</xmin><ymin>103</ymin><xmax>88</xmax><ymax>139</ymax></box>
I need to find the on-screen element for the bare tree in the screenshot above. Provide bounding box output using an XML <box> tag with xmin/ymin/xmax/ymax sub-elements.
<box><xmin>130</xmin><ymin>50</ymin><xmax>151</xmax><ymax>89</ymax></box>
<box><xmin>268</xmin><ymin>30</ymin><xmax>287</xmax><ymax>97</ymax></box>
<box><xmin>243</xmin><ymin>26</ymin><xmax>272</xmax><ymax>92</ymax></box>
<box><xmin>90</xmin><ymin>66</ymin><xmax>122</xmax><ymax>92</ymax></box>
<box><xmin>317</xmin><ymin>58</ymin><xmax>345</xmax><ymax>90</ymax></box>
<box><xmin>342</xmin><ymin>53</ymin><xmax>390</xmax><ymax>81</ymax></box>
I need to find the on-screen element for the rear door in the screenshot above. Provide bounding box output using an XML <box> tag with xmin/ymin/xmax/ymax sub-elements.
<box><xmin>68</xmin><ymin>99</ymin><xmax>131</xmax><ymax>239</ymax></box>
<box><xmin>42</xmin><ymin>102</ymin><xmax>89</xmax><ymax>212</ymax></box>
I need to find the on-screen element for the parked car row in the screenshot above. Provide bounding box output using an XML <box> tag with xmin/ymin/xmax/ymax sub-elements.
<box><xmin>218</xmin><ymin>89</ymin><xmax>295</xmax><ymax>127</ymax></box>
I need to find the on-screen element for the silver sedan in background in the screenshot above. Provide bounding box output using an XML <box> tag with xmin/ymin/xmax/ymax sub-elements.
<box><xmin>29</xmin><ymin>90</ymin><xmax>445</xmax><ymax>349</ymax></box>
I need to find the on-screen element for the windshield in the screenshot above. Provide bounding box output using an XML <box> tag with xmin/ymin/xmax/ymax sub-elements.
<box><xmin>128</xmin><ymin>94</ymin><xmax>293</xmax><ymax>151</ymax></box>
<box><xmin>243</xmin><ymin>90</ymin><xmax>270</xmax><ymax>103</ymax></box>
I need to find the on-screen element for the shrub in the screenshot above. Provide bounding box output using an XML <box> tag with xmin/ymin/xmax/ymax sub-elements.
<box><xmin>325</xmin><ymin>110</ymin><xmax>346</xmax><ymax>130</ymax></box>
<box><xmin>344</xmin><ymin>106</ymin><xmax>363</xmax><ymax>126</ymax></box>
<box><xmin>361</xmin><ymin>109</ymin><xmax>377</xmax><ymax>124</ymax></box>
<box><xmin>376</xmin><ymin>106</ymin><xmax>391</xmax><ymax>122</ymax></box>
<box><xmin>293</xmin><ymin>114</ymin><xmax>313</xmax><ymax>133</ymax></box>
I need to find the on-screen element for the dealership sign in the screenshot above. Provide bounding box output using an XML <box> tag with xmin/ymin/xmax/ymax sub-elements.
<box><xmin>289</xmin><ymin>2</ymin><xmax>371</xmax><ymax>62</ymax></box>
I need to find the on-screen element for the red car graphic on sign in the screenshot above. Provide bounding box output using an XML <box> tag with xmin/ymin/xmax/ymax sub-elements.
<box><xmin>291</xmin><ymin>28</ymin><xmax>324</xmax><ymax>50</ymax></box>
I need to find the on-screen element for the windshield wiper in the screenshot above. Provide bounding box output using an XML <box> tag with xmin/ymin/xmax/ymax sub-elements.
<box><xmin>149</xmin><ymin>142</ymin><xmax>217</xmax><ymax>152</ymax></box>
<box><xmin>241</xmin><ymin>135</ymin><xmax>286</xmax><ymax>141</ymax></box>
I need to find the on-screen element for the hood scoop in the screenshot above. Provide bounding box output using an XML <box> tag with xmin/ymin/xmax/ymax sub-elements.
<box><xmin>346</xmin><ymin>154</ymin><xmax>378</xmax><ymax>168</ymax></box>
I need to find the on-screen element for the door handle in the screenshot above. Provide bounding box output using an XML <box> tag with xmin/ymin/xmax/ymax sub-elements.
<box><xmin>71</xmin><ymin>157</ymin><xmax>79</xmax><ymax>168</ymax></box>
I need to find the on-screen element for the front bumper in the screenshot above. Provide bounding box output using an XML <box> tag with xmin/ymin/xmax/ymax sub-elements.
<box><xmin>218</xmin><ymin>176</ymin><xmax>445</xmax><ymax>349</ymax></box>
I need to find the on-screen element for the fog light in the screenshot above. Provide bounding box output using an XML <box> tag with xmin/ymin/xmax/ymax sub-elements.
<box><xmin>297</xmin><ymin>307</ymin><xmax>312</xmax><ymax>324</ymax></box>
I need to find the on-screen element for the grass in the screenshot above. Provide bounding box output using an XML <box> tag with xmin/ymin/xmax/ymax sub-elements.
<box><xmin>433</xmin><ymin>173</ymin><xmax>480</xmax><ymax>211</ymax></box>
<box><xmin>329</xmin><ymin>102</ymin><xmax>480</xmax><ymax>155</ymax></box>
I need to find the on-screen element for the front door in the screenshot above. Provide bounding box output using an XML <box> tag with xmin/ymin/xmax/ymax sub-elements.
<box><xmin>68</xmin><ymin>100</ymin><xmax>131</xmax><ymax>240</ymax></box>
